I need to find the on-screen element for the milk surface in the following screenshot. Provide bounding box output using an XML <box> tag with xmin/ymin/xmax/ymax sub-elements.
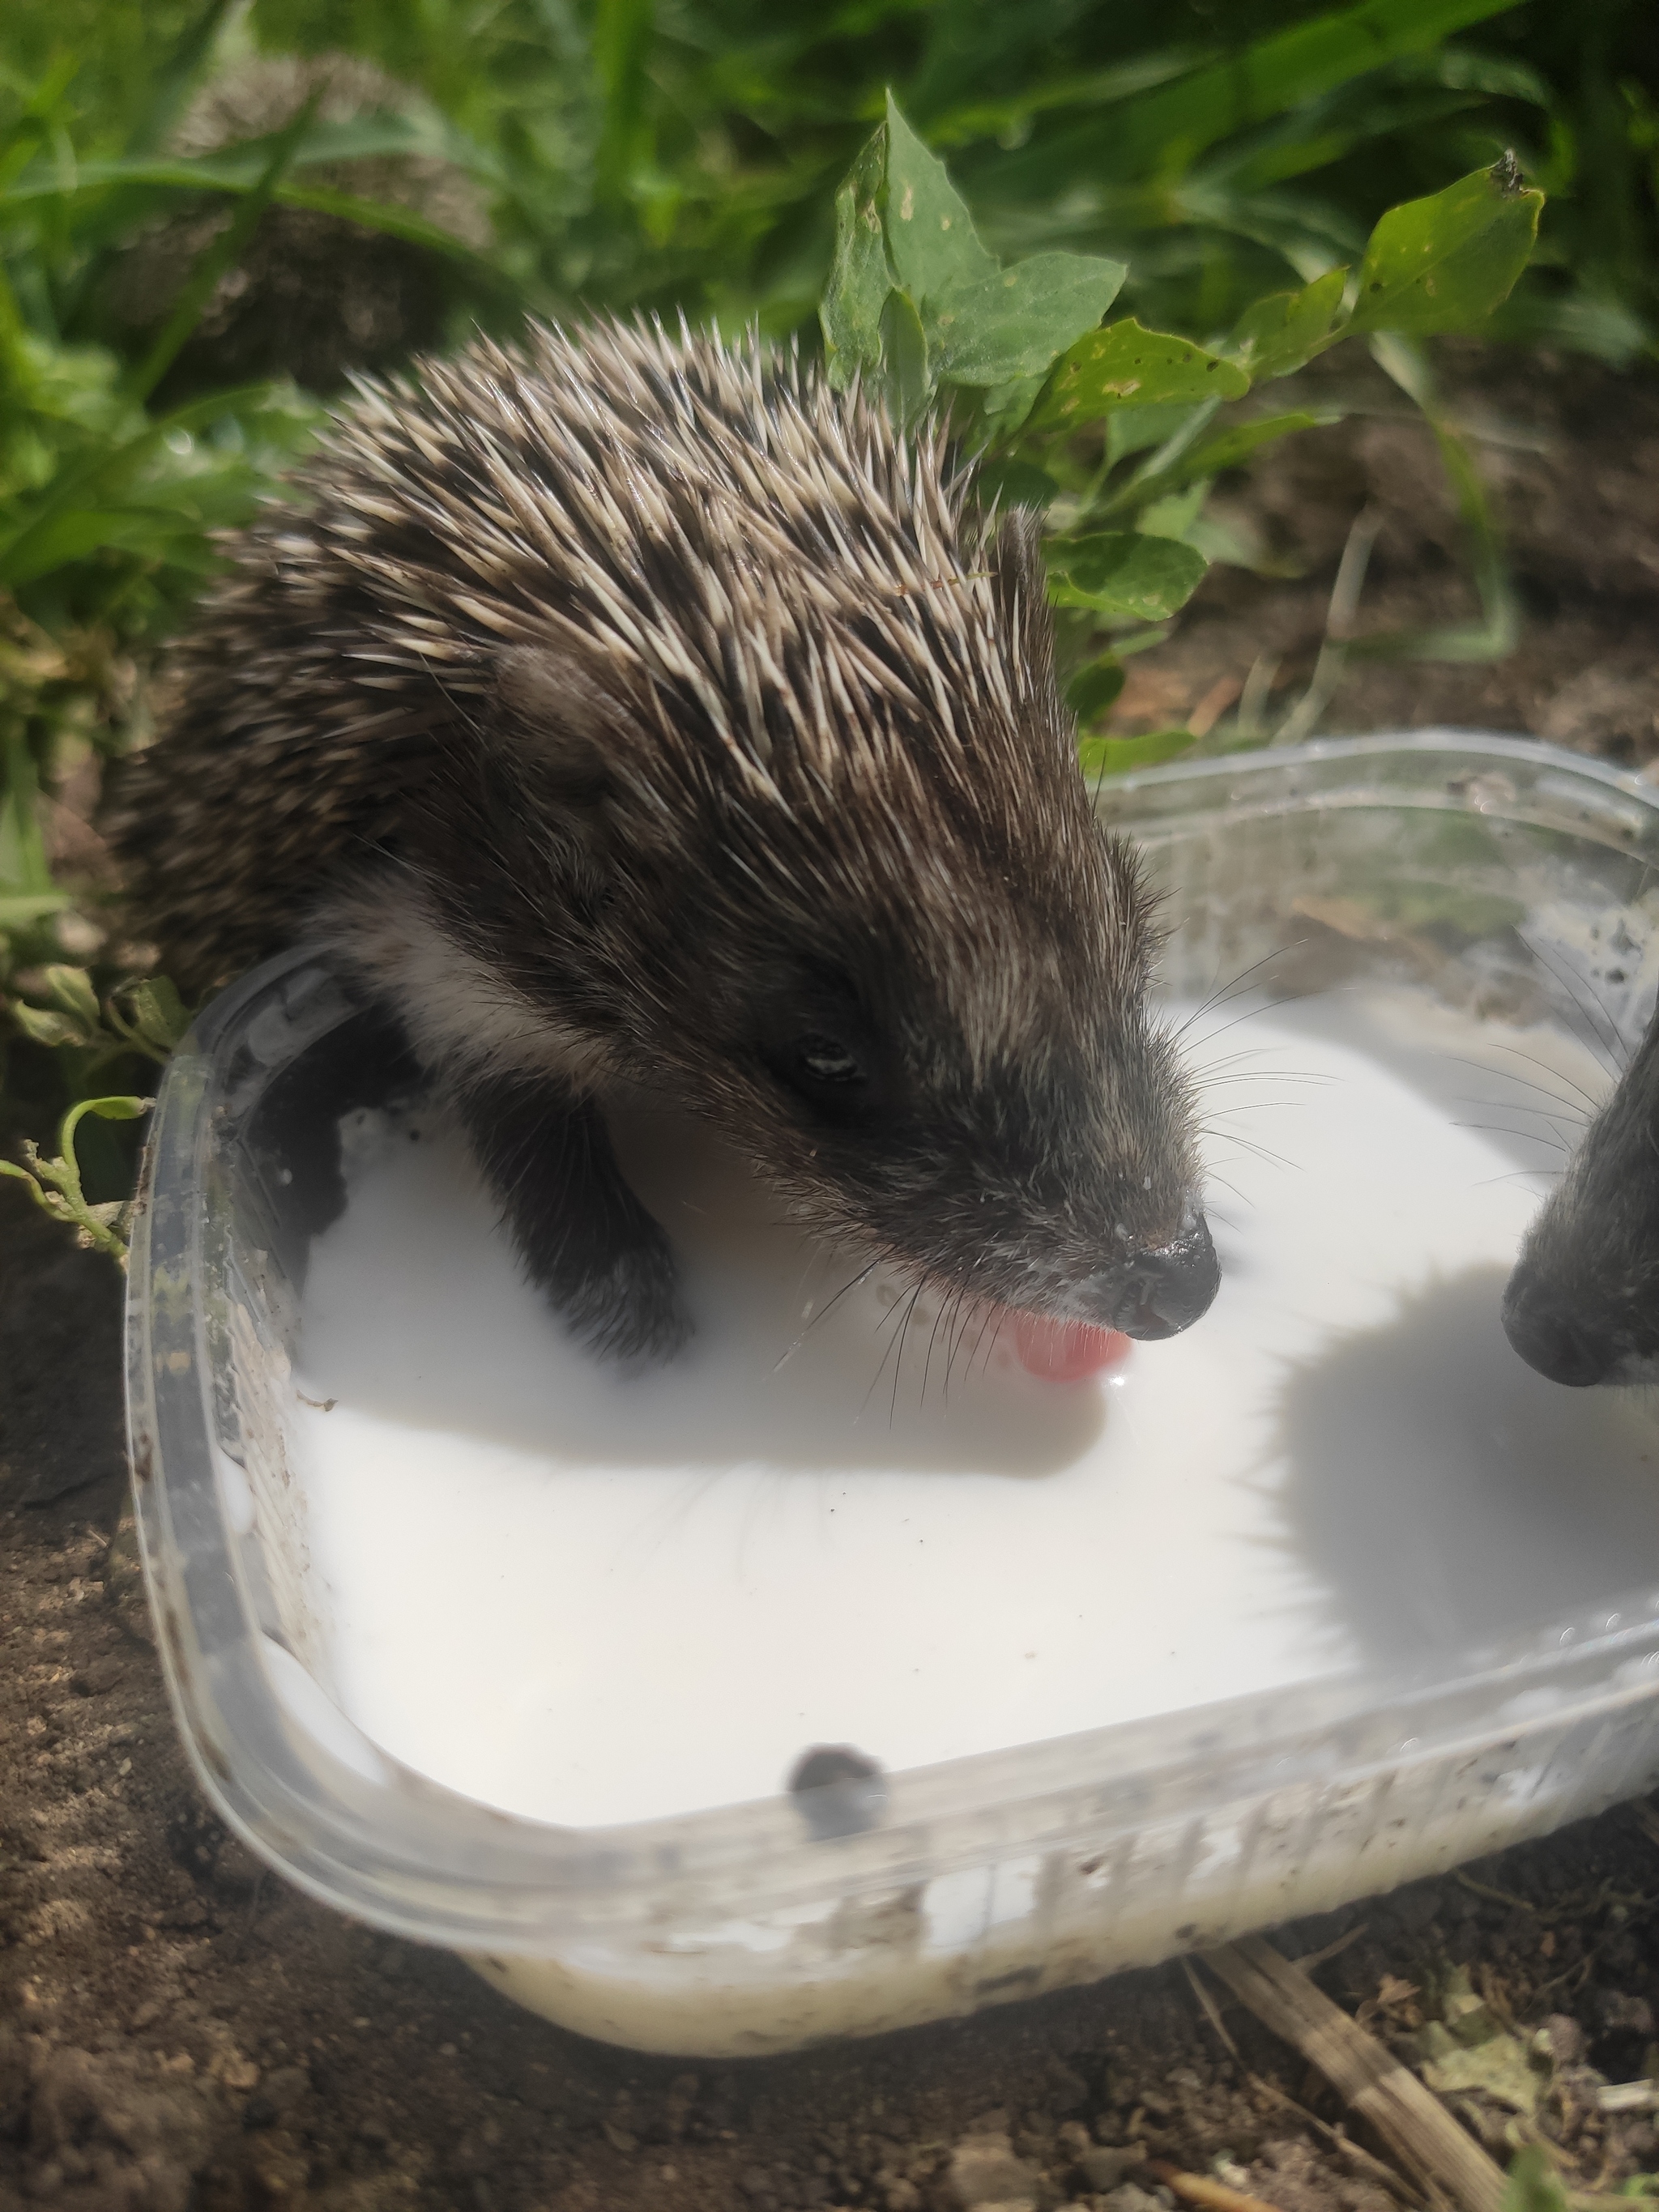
<box><xmin>288</xmin><ymin>989</ymin><xmax>1659</xmax><ymax>1829</ymax></box>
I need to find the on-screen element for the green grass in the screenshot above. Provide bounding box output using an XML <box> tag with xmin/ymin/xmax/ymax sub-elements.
<box><xmin>1</xmin><ymin>0</ymin><xmax>1655</xmax><ymax>1247</ymax></box>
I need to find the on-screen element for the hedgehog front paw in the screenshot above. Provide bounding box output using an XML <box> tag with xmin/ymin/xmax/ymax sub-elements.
<box><xmin>455</xmin><ymin>1070</ymin><xmax>691</xmax><ymax>1368</ymax></box>
<box><xmin>561</xmin><ymin>1240</ymin><xmax>693</xmax><ymax>1366</ymax></box>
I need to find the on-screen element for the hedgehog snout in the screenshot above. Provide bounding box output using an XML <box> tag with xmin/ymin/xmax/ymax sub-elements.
<box><xmin>1075</xmin><ymin>1214</ymin><xmax>1221</xmax><ymax>1340</ymax></box>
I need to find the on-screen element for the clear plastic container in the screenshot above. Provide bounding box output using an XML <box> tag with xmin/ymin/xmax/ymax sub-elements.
<box><xmin>127</xmin><ymin>731</ymin><xmax>1659</xmax><ymax>2057</ymax></box>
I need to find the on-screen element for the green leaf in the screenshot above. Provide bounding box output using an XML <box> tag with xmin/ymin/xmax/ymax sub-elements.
<box><xmin>0</xmin><ymin>892</ymin><xmax>68</xmax><ymax>927</ymax></box>
<box><xmin>3</xmin><ymin>509</ymin><xmax>202</xmax><ymax>586</ymax></box>
<box><xmin>822</xmin><ymin>100</ymin><xmax>1123</xmax><ymax>404</ymax></box>
<box><xmin>41</xmin><ymin>965</ymin><xmax>100</xmax><ymax>1030</ymax></box>
<box><xmin>1500</xmin><ymin>2146</ymin><xmax>1572</xmax><ymax>2212</ymax></box>
<box><xmin>979</xmin><ymin>372</ymin><xmax>1053</xmax><ymax>441</ymax></box>
<box><xmin>1047</xmin><ymin>531</ymin><xmax>1209</xmax><ymax>621</ymax></box>
<box><xmin>1030</xmin><ymin>320</ymin><xmax>1249</xmax><ymax>434</ymax></box>
<box><xmin>928</xmin><ymin>253</ymin><xmax>1126</xmax><ymax>387</ymax></box>
<box><xmin>880</xmin><ymin>91</ymin><xmax>998</xmax><ymax>312</ymax></box>
<box><xmin>1135</xmin><ymin>482</ymin><xmax>1211</xmax><ymax>543</ymax></box>
<box><xmin>1229</xmin><ymin>270</ymin><xmax>1350</xmax><ymax>381</ymax></box>
<box><xmin>1078</xmin><ymin>729</ymin><xmax>1196</xmax><ymax>778</ymax></box>
<box><xmin>1349</xmin><ymin>155</ymin><xmax>1544</xmax><ymax>335</ymax></box>
<box><xmin>0</xmin><ymin>379</ymin><xmax>303</xmax><ymax>587</ymax></box>
<box><xmin>1066</xmin><ymin>657</ymin><xmax>1127</xmax><ymax>723</ymax></box>
<box><xmin>125</xmin><ymin>977</ymin><xmax>190</xmax><ymax>1052</ymax></box>
<box><xmin>821</xmin><ymin>130</ymin><xmax>892</xmax><ymax>390</ymax></box>
<box><xmin>879</xmin><ymin>289</ymin><xmax>930</xmax><ymax>428</ymax></box>
<box><xmin>70</xmin><ymin>1095</ymin><xmax>152</xmax><ymax>1124</ymax></box>
<box><xmin>9</xmin><ymin>1003</ymin><xmax>88</xmax><ymax>1049</ymax></box>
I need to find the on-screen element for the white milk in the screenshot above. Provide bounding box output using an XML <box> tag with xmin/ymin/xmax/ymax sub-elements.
<box><xmin>288</xmin><ymin>988</ymin><xmax>1659</xmax><ymax>1831</ymax></box>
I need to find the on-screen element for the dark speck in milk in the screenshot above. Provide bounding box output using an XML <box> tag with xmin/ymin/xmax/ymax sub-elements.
<box><xmin>286</xmin><ymin>987</ymin><xmax>1659</xmax><ymax>1830</ymax></box>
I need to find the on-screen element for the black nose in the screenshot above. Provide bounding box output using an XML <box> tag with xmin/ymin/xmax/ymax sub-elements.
<box><xmin>1115</xmin><ymin>1216</ymin><xmax>1222</xmax><ymax>1340</ymax></box>
<box><xmin>1501</xmin><ymin>1279</ymin><xmax>1610</xmax><ymax>1387</ymax></box>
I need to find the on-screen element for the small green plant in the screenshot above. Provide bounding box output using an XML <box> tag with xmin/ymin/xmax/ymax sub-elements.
<box><xmin>820</xmin><ymin>95</ymin><xmax>1542</xmax><ymax>771</ymax></box>
<box><xmin>7</xmin><ymin>967</ymin><xmax>190</xmax><ymax>1072</ymax></box>
<box><xmin>0</xmin><ymin>1091</ymin><xmax>151</xmax><ymax>1264</ymax></box>
<box><xmin>1500</xmin><ymin>2146</ymin><xmax>1572</xmax><ymax>2210</ymax></box>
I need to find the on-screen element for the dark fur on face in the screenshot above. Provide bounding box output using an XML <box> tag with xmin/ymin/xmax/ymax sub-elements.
<box><xmin>1503</xmin><ymin>1012</ymin><xmax>1659</xmax><ymax>1387</ymax></box>
<box><xmin>109</xmin><ymin>318</ymin><xmax>1217</xmax><ymax>1361</ymax></box>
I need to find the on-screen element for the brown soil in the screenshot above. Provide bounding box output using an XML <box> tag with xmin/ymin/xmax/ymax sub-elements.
<box><xmin>6</xmin><ymin>344</ymin><xmax>1659</xmax><ymax>2212</ymax></box>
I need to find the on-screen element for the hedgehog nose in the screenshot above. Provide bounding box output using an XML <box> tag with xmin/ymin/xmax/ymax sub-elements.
<box><xmin>1502</xmin><ymin>1273</ymin><xmax>1610</xmax><ymax>1387</ymax></box>
<box><xmin>1114</xmin><ymin>1216</ymin><xmax>1221</xmax><ymax>1340</ymax></box>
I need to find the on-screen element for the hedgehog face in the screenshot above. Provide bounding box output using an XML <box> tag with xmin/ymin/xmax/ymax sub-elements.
<box><xmin>595</xmin><ymin>799</ymin><xmax>1218</xmax><ymax>1344</ymax></box>
<box><xmin>464</xmin><ymin>605</ymin><xmax>1218</xmax><ymax>1343</ymax></box>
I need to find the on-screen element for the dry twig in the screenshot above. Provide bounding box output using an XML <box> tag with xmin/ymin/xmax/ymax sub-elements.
<box><xmin>1202</xmin><ymin>1936</ymin><xmax>1508</xmax><ymax>2212</ymax></box>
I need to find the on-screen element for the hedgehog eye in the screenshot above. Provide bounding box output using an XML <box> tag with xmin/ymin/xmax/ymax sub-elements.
<box><xmin>794</xmin><ymin>1034</ymin><xmax>864</xmax><ymax>1086</ymax></box>
<box><xmin>754</xmin><ymin>974</ymin><xmax>882</xmax><ymax>1123</ymax></box>
<box><xmin>767</xmin><ymin>1029</ymin><xmax>876</xmax><ymax>1122</ymax></box>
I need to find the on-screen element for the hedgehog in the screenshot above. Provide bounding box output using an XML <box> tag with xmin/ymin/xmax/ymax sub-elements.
<box><xmin>1503</xmin><ymin>1015</ymin><xmax>1659</xmax><ymax>1387</ymax></box>
<box><xmin>109</xmin><ymin>318</ymin><xmax>1221</xmax><ymax>1363</ymax></box>
<box><xmin>109</xmin><ymin>53</ymin><xmax>490</xmax><ymax>399</ymax></box>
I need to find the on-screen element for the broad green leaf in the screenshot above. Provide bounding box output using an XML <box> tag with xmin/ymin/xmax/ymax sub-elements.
<box><xmin>930</xmin><ymin>253</ymin><xmax>1126</xmax><ymax>386</ymax></box>
<box><xmin>1047</xmin><ymin>531</ymin><xmax>1208</xmax><ymax>621</ymax></box>
<box><xmin>1230</xmin><ymin>270</ymin><xmax>1350</xmax><ymax>381</ymax></box>
<box><xmin>1349</xmin><ymin>156</ymin><xmax>1543</xmax><ymax>335</ymax></box>
<box><xmin>1134</xmin><ymin>481</ymin><xmax>1211</xmax><ymax>543</ymax></box>
<box><xmin>1079</xmin><ymin>729</ymin><xmax>1196</xmax><ymax>778</ymax></box>
<box><xmin>820</xmin><ymin>131</ymin><xmax>891</xmax><ymax>390</ymax></box>
<box><xmin>881</xmin><ymin>92</ymin><xmax>997</xmax><ymax>312</ymax></box>
<box><xmin>126</xmin><ymin>977</ymin><xmax>190</xmax><ymax>1051</ymax></box>
<box><xmin>824</xmin><ymin>100</ymin><xmax>1123</xmax><ymax>405</ymax></box>
<box><xmin>9</xmin><ymin>1003</ymin><xmax>88</xmax><ymax>1049</ymax></box>
<box><xmin>42</xmin><ymin>965</ymin><xmax>99</xmax><ymax>1030</ymax></box>
<box><xmin>979</xmin><ymin>373</ymin><xmax>1053</xmax><ymax>441</ymax></box>
<box><xmin>1030</xmin><ymin>321</ymin><xmax>1249</xmax><ymax>434</ymax></box>
<box><xmin>1066</xmin><ymin>657</ymin><xmax>1127</xmax><ymax>723</ymax></box>
<box><xmin>879</xmin><ymin>290</ymin><xmax>930</xmax><ymax>427</ymax></box>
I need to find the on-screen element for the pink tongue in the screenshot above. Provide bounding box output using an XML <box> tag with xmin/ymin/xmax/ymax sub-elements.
<box><xmin>1010</xmin><ymin>1312</ymin><xmax>1132</xmax><ymax>1383</ymax></box>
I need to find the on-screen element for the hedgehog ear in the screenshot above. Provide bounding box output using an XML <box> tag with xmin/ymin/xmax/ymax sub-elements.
<box><xmin>493</xmin><ymin>643</ymin><xmax>654</xmax><ymax>832</ymax></box>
